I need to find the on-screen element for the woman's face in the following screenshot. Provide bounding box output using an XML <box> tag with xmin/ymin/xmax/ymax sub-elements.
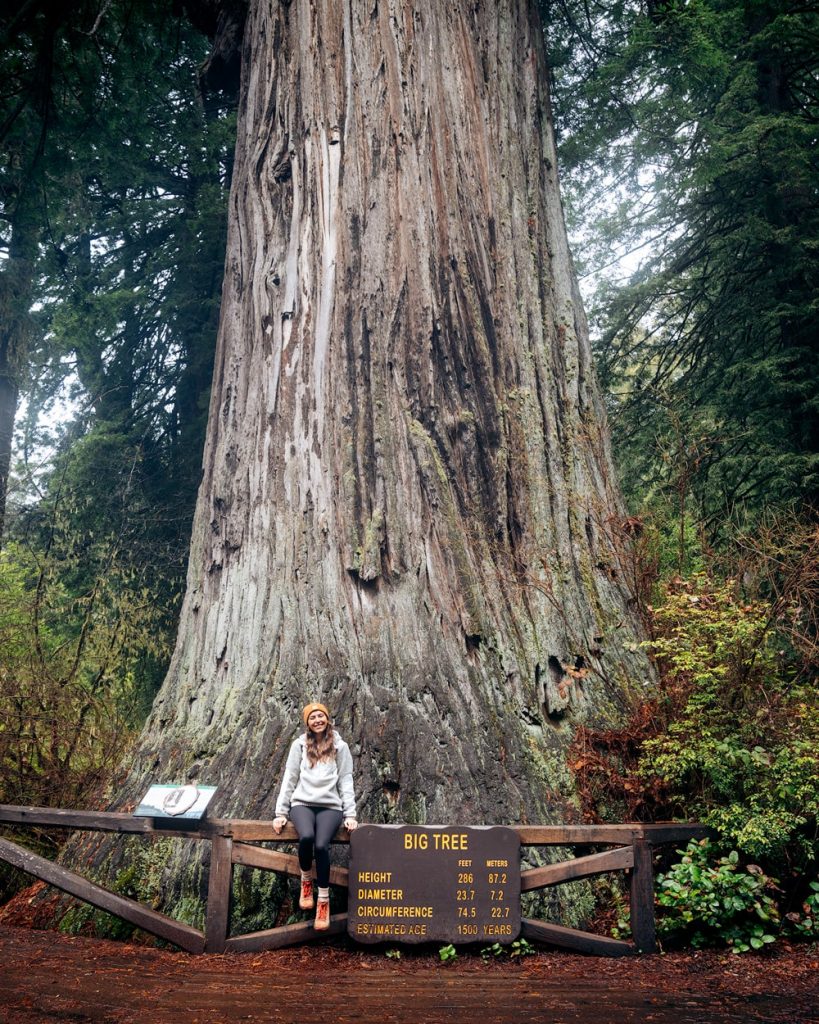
<box><xmin>307</xmin><ymin>710</ymin><xmax>329</xmax><ymax>733</ymax></box>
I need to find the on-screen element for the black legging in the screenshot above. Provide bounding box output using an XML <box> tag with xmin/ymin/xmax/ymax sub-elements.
<box><xmin>289</xmin><ymin>804</ymin><xmax>343</xmax><ymax>888</ymax></box>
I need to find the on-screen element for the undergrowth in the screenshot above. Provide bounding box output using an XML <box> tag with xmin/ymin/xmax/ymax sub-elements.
<box><xmin>571</xmin><ymin>514</ymin><xmax>819</xmax><ymax>949</ymax></box>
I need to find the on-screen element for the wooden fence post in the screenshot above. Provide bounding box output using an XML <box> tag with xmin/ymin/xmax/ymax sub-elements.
<box><xmin>205</xmin><ymin>835</ymin><xmax>233</xmax><ymax>953</ymax></box>
<box><xmin>629</xmin><ymin>838</ymin><xmax>657</xmax><ymax>953</ymax></box>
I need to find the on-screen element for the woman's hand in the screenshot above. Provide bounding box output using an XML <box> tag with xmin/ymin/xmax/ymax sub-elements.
<box><xmin>273</xmin><ymin>816</ymin><xmax>287</xmax><ymax>833</ymax></box>
<box><xmin>344</xmin><ymin>818</ymin><xmax>358</xmax><ymax>832</ymax></box>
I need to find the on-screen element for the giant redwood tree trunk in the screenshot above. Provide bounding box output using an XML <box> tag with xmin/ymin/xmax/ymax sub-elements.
<box><xmin>83</xmin><ymin>0</ymin><xmax>652</xmax><ymax>910</ymax></box>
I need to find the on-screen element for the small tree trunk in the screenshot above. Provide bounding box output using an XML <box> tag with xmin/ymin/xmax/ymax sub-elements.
<box><xmin>0</xmin><ymin>193</ymin><xmax>37</xmax><ymax>545</ymax></box>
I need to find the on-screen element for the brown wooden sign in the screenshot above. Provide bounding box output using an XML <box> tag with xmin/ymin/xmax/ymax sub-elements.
<box><xmin>348</xmin><ymin>825</ymin><xmax>521</xmax><ymax>944</ymax></box>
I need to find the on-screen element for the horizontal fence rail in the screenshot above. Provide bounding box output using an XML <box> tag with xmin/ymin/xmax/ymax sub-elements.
<box><xmin>0</xmin><ymin>804</ymin><xmax>712</xmax><ymax>957</ymax></box>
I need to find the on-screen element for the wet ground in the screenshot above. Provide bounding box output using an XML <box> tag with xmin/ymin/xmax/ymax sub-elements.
<box><xmin>1</xmin><ymin>923</ymin><xmax>817</xmax><ymax>1023</ymax></box>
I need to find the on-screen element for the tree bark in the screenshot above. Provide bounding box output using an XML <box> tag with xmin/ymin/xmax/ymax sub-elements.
<box><xmin>87</xmin><ymin>0</ymin><xmax>652</xmax><ymax>910</ymax></box>
<box><xmin>0</xmin><ymin>191</ymin><xmax>37</xmax><ymax>546</ymax></box>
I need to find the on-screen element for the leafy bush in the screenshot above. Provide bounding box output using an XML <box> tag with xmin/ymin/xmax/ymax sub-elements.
<box><xmin>572</xmin><ymin>520</ymin><xmax>819</xmax><ymax>874</ymax></box>
<box><xmin>656</xmin><ymin>840</ymin><xmax>780</xmax><ymax>952</ymax></box>
<box><xmin>0</xmin><ymin>532</ymin><xmax>171</xmax><ymax>814</ymax></box>
<box><xmin>785</xmin><ymin>880</ymin><xmax>819</xmax><ymax>939</ymax></box>
<box><xmin>639</xmin><ymin>573</ymin><xmax>819</xmax><ymax>865</ymax></box>
<box><xmin>572</xmin><ymin>521</ymin><xmax>818</xmax><ymax>948</ymax></box>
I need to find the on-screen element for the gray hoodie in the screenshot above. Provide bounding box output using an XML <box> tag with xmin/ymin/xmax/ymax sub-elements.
<box><xmin>274</xmin><ymin>731</ymin><xmax>356</xmax><ymax>818</ymax></box>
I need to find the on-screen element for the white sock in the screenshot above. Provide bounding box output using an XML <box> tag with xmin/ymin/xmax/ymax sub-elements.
<box><xmin>301</xmin><ymin>871</ymin><xmax>312</xmax><ymax>882</ymax></box>
<box><xmin>317</xmin><ymin>887</ymin><xmax>330</xmax><ymax>901</ymax></box>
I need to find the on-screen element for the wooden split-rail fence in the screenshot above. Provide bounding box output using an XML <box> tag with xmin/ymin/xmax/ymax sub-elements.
<box><xmin>0</xmin><ymin>804</ymin><xmax>711</xmax><ymax>957</ymax></box>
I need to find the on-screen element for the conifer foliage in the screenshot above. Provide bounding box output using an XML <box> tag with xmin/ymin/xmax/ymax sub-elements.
<box><xmin>0</xmin><ymin>1</ymin><xmax>234</xmax><ymax>806</ymax></box>
<box><xmin>545</xmin><ymin>0</ymin><xmax>819</xmax><ymax>535</ymax></box>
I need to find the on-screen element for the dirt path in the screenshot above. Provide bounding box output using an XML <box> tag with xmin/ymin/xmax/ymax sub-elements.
<box><xmin>1</xmin><ymin>924</ymin><xmax>817</xmax><ymax>1024</ymax></box>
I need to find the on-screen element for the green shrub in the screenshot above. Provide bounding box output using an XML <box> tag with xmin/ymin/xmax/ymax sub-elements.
<box><xmin>0</xmin><ymin>536</ymin><xmax>170</xmax><ymax>813</ymax></box>
<box><xmin>655</xmin><ymin>839</ymin><xmax>780</xmax><ymax>952</ymax></box>
<box><xmin>785</xmin><ymin>880</ymin><xmax>819</xmax><ymax>939</ymax></box>
<box><xmin>638</xmin><ymin>574</ymin><xmax>819</xmax><ymax>866</ymax></box>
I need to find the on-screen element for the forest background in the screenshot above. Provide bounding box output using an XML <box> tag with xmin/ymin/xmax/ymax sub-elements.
<box><xmin>0</xmin><ymin>0</ymin><xmax>817</xmax><ymax>953</ymax></box>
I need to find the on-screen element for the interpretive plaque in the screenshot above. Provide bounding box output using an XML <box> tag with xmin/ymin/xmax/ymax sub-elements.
<box><xmin>133</xmin><ymin>784</ymin><xmax>216</xmax><ymax>820</ymax></box>
<box><xmin>348</xmin><ymin>825</ymin><xmax>521</xmax><ymax>944</ymax></box>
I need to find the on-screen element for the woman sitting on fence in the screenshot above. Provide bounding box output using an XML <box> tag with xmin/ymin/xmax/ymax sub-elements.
<box><xmin>272</xmin><ymin>702</ymin><xmax>358</xmax><ymax>930</ymax></box>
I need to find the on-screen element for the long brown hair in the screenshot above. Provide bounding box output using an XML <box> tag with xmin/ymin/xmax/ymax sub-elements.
<box><xmin>305</xmin><ymin>723</ymin><xmax>335</xmax><ymax>767</ymax></box>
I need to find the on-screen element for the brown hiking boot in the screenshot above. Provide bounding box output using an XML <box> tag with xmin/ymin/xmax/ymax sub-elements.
<box><xmin>314</xmin><ymin>898</ymin><xmax>330</xmax><ymax>931</ymax></box>
<box><xmin>299</xmin><ymin>877</ymin><xmax>314</xmax><ymax>910</ymax></box>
